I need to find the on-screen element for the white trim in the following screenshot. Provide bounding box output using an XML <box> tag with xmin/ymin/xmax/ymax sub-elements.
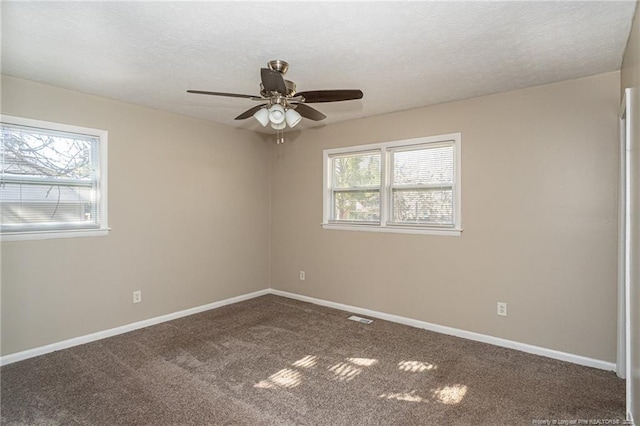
<box><xmin>324</xmin><ymin>134</ymin><xmax>461</xmax><ymax>156</ymax></box>
<box><xmin>321</xmin><ymin>223</ymin><xmax>462</xmax><ymax>236</ymax></box>
<box><xmin>628</xmin><ymin>410</ymin><xmax>635</xmax><ymax>426</ymax></box>
<box><xmin>0</xmin><ymin>115</ymin><xmax>105</xmax><ymax>138</ymax></box>
<box><xmin>98</xmin><ymin>117</ymin><xmax>109</xmax><ymax>236</ymax></box>
<box><xmin>1</xmin><ymin>228</ymin><xmax>110</xmax><ymax>241</ymax></box>
<box><xmin>380</xmin><ymin>145</ymin><xmax>389</xmax><ymax>226</ymax></box>
<box><xmin>624</xmin><ymin>88</ymin><xmax>636</xmax><ymax>421</ymax></box>
<box><xmin>0</xmin><ymin>287</ymin><xmax>615</xmax><ymax>372</ymax></box>
<box><xmin>270</xmin><ymin>289</ymin><xmax>616</xmax><ymax>371</ymax></box>
<box><xmin>618</xmin><ymin>90</ymin><xmax>629</xmax><ymax>379</ymax></box>
<box><xmin>0</xmin><ymin>289</ymin><xmax>270</xmax><ymax>366</ymax></box>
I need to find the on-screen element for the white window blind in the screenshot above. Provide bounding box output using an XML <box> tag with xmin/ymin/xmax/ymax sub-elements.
<box><xmin>389</xmin><ymin>144</ymin><xmax>454</xmax><ymax>226</ymax></box>
<box><xmin>1</xmin><ymin>116</ymin><xmax>108</xmax><ymax>239</ymax></box>
<box><xmin>323</xmin><ymin>133</ymin><xmax>461</xmax><ymax>236</ymax></box>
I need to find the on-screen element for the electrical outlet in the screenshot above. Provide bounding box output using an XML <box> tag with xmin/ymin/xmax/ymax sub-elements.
<box><xmin>299</xmin><ymin>270</ymin><xmax>305</xmax><ymax>281</ymax></box>
<box><xmin>133</xmin><ymin>290</ymin><xmax>142</xmax><ymax>304</ymax></box>
<box><xmin>497</xmin><ymin>302</ymin><xmax>507</xmax><ymax>316</ymax></box>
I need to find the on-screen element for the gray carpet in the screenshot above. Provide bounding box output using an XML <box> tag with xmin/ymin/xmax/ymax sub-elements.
<box><xmin>0</xmin><ymin>295</ymin><xmax>625</xmax><ymax>425</ymax></box>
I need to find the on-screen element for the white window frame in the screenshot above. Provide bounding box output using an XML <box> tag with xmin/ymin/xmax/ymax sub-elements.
<box><xmin>322</xmin><ymin>133</ymin><xmax>462</xmax><ymax>236</ymax></box>
<box><xmin>1</xmin><ymin>115</ymin><xmax>109</xmax><ymax>241</ymax></box>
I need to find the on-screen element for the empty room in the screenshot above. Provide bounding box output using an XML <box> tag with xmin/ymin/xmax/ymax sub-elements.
<box><xmin>1</xmin><ymin>1</ymin><xmax>639</xmax><ymax>425</ymax></box>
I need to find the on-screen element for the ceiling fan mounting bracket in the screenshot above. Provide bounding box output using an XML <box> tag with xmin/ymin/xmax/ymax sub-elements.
<box><xmin>267</xmin><ymin>59</ymin><xmax>289</xmax><ymax>75</ymax></box>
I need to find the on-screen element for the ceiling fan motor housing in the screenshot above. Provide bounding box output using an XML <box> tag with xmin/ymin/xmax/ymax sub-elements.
<box><xmin>260</xmin><ymin>80</ymin><xmax>296</xmax><ymax>98</ymax></box>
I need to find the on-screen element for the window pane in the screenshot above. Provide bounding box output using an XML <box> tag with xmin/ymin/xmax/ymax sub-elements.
<box><xmin>391</xmin><ymin>188</ymin><xmax>453</xmax><ymax>225</ymax></box>
<box><xmin>333</xmin><ymin>190</ymin><xmax>380</xmax><ymax>222</ymax></box>
<box><xmin>332</xmin><ymin>152</ymin><xmax>380</xmax><ymax>188</ymax></box>
<box><xmin>1</xmin><ymin>183</ymin><xmax>97</xmax><ymax>229</ymax></box>
<box><xmin>1</xmin><ymin>124</ymin><xmax>95</xmax><ymax>180</ymax></box>
<box><xmin>393</xmin><ymin>145</ymin><xmax>453</xmax><ymax>185</ymax></box>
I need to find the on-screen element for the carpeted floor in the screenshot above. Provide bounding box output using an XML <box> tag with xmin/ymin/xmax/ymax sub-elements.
<box><xmin>0</xmin><ymin>295</ymin><xmax>626</xmax><ymax>425</ymax></box>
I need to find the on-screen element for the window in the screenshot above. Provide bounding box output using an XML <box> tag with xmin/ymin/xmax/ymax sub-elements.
<box><xmin>1</xmin><ymin>115</ymin><xmax>108</xmax><ymax>240</ymax></box>
<box><xmin>323</xmin><ymin>133</ymin><xmax>461</xmax><ymax>236</ymax></box>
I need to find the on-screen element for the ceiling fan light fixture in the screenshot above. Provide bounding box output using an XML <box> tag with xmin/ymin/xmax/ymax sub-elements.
<box><xmin>253</xmin><ymin>107</ymin><xmax>270</xmax><ymax>127</ymax></box>
<box><xmin>268</xmin><ymin>104</ymin><xmax>286</xmax><ymax>124</ymax></box>
<box><xmin>285</xmin><ymin>108</ymin><xmax>302</xmax><ymax>128</ymax></box>
<box><xmin>270</xmin><ymin>120</ymin><xmax>286</xmax><ymax>130</ymax></box>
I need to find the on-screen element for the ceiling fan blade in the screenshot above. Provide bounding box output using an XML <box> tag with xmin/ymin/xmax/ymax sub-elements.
<box><xmin>261</xmin><ymin>68</ymin><xmax>288</xmax><ymax>94</ymax></box>
<box><xmin>187</xmin><ymin>90</ymin><xmax>262</xmax><ymax>100</ymax></box>
<box><xmin>292</xmin><ymin>103</ymin><xmax>327</xmax><ymax>121</ymax></box>
<box><xmin>296</xmin><ymin>90</ymin><xmax>363</xmax><ymax>103</ymax></box>
<box><xmin>235</xmin><ymin>104</ymin><xmax>267</xmax><ymax>120</ymax></box>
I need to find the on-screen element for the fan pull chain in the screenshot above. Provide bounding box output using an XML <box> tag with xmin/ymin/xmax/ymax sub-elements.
<box><xmin>276</xmin><ymin>129</ymin><xmax>285</xmax><ymax>144</ymax></box>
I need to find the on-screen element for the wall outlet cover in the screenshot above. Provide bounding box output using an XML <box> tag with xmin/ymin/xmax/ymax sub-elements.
<box><xmin>497</xmin><ymin>302</ymin><xmax>507</xmax><ymax>316</ymax></box>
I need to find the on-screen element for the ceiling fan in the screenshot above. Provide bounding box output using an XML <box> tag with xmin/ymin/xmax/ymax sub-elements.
<box><xmin>187</xmin><ymin>60</ymin><xmax>363</xmax><ymax>143</ymax></box>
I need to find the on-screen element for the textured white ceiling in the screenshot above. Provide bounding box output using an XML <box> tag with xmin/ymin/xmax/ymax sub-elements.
<box><xmin>1</xmin><ymin>1</ymin><xmax>636</xmax><ymax>133</ymax></box>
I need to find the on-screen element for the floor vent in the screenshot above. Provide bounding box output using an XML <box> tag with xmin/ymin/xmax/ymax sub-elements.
<box><xmin>348</xmin><ymin>315</ymin><xmax>373</xmax><ymax>324</ymax></box>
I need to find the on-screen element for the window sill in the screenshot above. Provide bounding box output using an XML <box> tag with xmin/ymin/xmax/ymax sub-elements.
<box><xmin>1</xmin><ymin>228</ymin><xmax>111</xmax><ymax>242</ymax></box>
<box><xmin>321</xmin><ymin>223</ymin><xmax>462</xmax><ymax>236</ymax></box>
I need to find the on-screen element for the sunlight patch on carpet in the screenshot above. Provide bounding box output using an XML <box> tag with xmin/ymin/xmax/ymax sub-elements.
<box><xmin>379</xmin><ymin>385</ymin><xmax>467</xmax><ymax>405</ymax></box>
<box><xmin>397</xmin><ymin>360</ymin><xmax>436</xmax><ymax>372</ymax></box>
<box><xmin>379</xmin><ymin>390</ymin><xmax>426</xmax><ymax>403</ymax></box>
<box><xmin>254</xmin><ymin>368</ymin><xmax>302</xmax><ymax>389</ymax></box>
<box><xmin>347</xmin><ymin>357</ymin><xmax>378</xmax><ymax>367</ymax></box>
<box><xmin>292</xmin><ymin>355</ymin><xmax>317</xmax><ymax>369</ymax></box>
<box><xmin>329</xmin><ymin>362</ymin><xmax>361</xmax><ymax>382</ymax></box>
<box><xmin>432</xmin><ymin>384</ymin><xmax>467</xmax><ymax>405</ymax></box>
<box><xmin>329</xmin><ymin>357</ymin><xmax>378</xmax><ymax>382</ymax></box>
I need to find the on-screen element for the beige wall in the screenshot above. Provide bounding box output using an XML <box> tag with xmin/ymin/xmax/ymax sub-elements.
<box><xmin>271</xmin><ymin>71</ymin><xmax>620</xmax><ymax>363</ymax></box>
<box><xmin>0</xmin><ymin>68</ymin><xmax>624</xmax><ymax>369</ymax></box>
<box><xmin>0</xmin><ymin>75</ymin><xmax>271</xmax><ymax>355</ymax></box>
<box><xmin>621</xmin><ymin>1</ymin><xmax>640</xmax><ymax>420</ymax></box>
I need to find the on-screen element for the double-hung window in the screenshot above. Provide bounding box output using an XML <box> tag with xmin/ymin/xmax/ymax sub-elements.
<box><xmin>1</xmin><ymin>115</ymin><xmax>108</xmax><ymax>240</ymax></box>
<box><xmin>323</xmin><ymin>133</ymin><xmax>461</xmax><ymax>236</ymax></box>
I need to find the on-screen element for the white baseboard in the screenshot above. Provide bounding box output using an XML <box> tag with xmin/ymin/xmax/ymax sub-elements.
<box><xmin>270</xmin><ymin>289</ymin><xmax>616</xmax><ymax>372</ymax></box>
<box><xmin>0</xmin><ymin>289</ymin><xmax>270</xmax><ymax>366</ymax></box>
<box><xmin>1</xmin><ymin>287</ymin><xmax>617</xmax><ymax>373</ymax></box>
<box><xmin>628</xmin><ymin>411</ymin><xmax>635</xmax><ymax>426</ymax></box>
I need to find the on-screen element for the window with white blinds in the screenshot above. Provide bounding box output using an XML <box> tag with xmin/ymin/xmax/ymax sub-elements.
<box><xmin>323</xmin><ymin>133</ymin><xmax>461</xmax><ymax>236</ymax></box>
<box><xmin>1</xmin><ymin>116</ymin><xmax>108</xmax><ymax>240</ymax></box>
